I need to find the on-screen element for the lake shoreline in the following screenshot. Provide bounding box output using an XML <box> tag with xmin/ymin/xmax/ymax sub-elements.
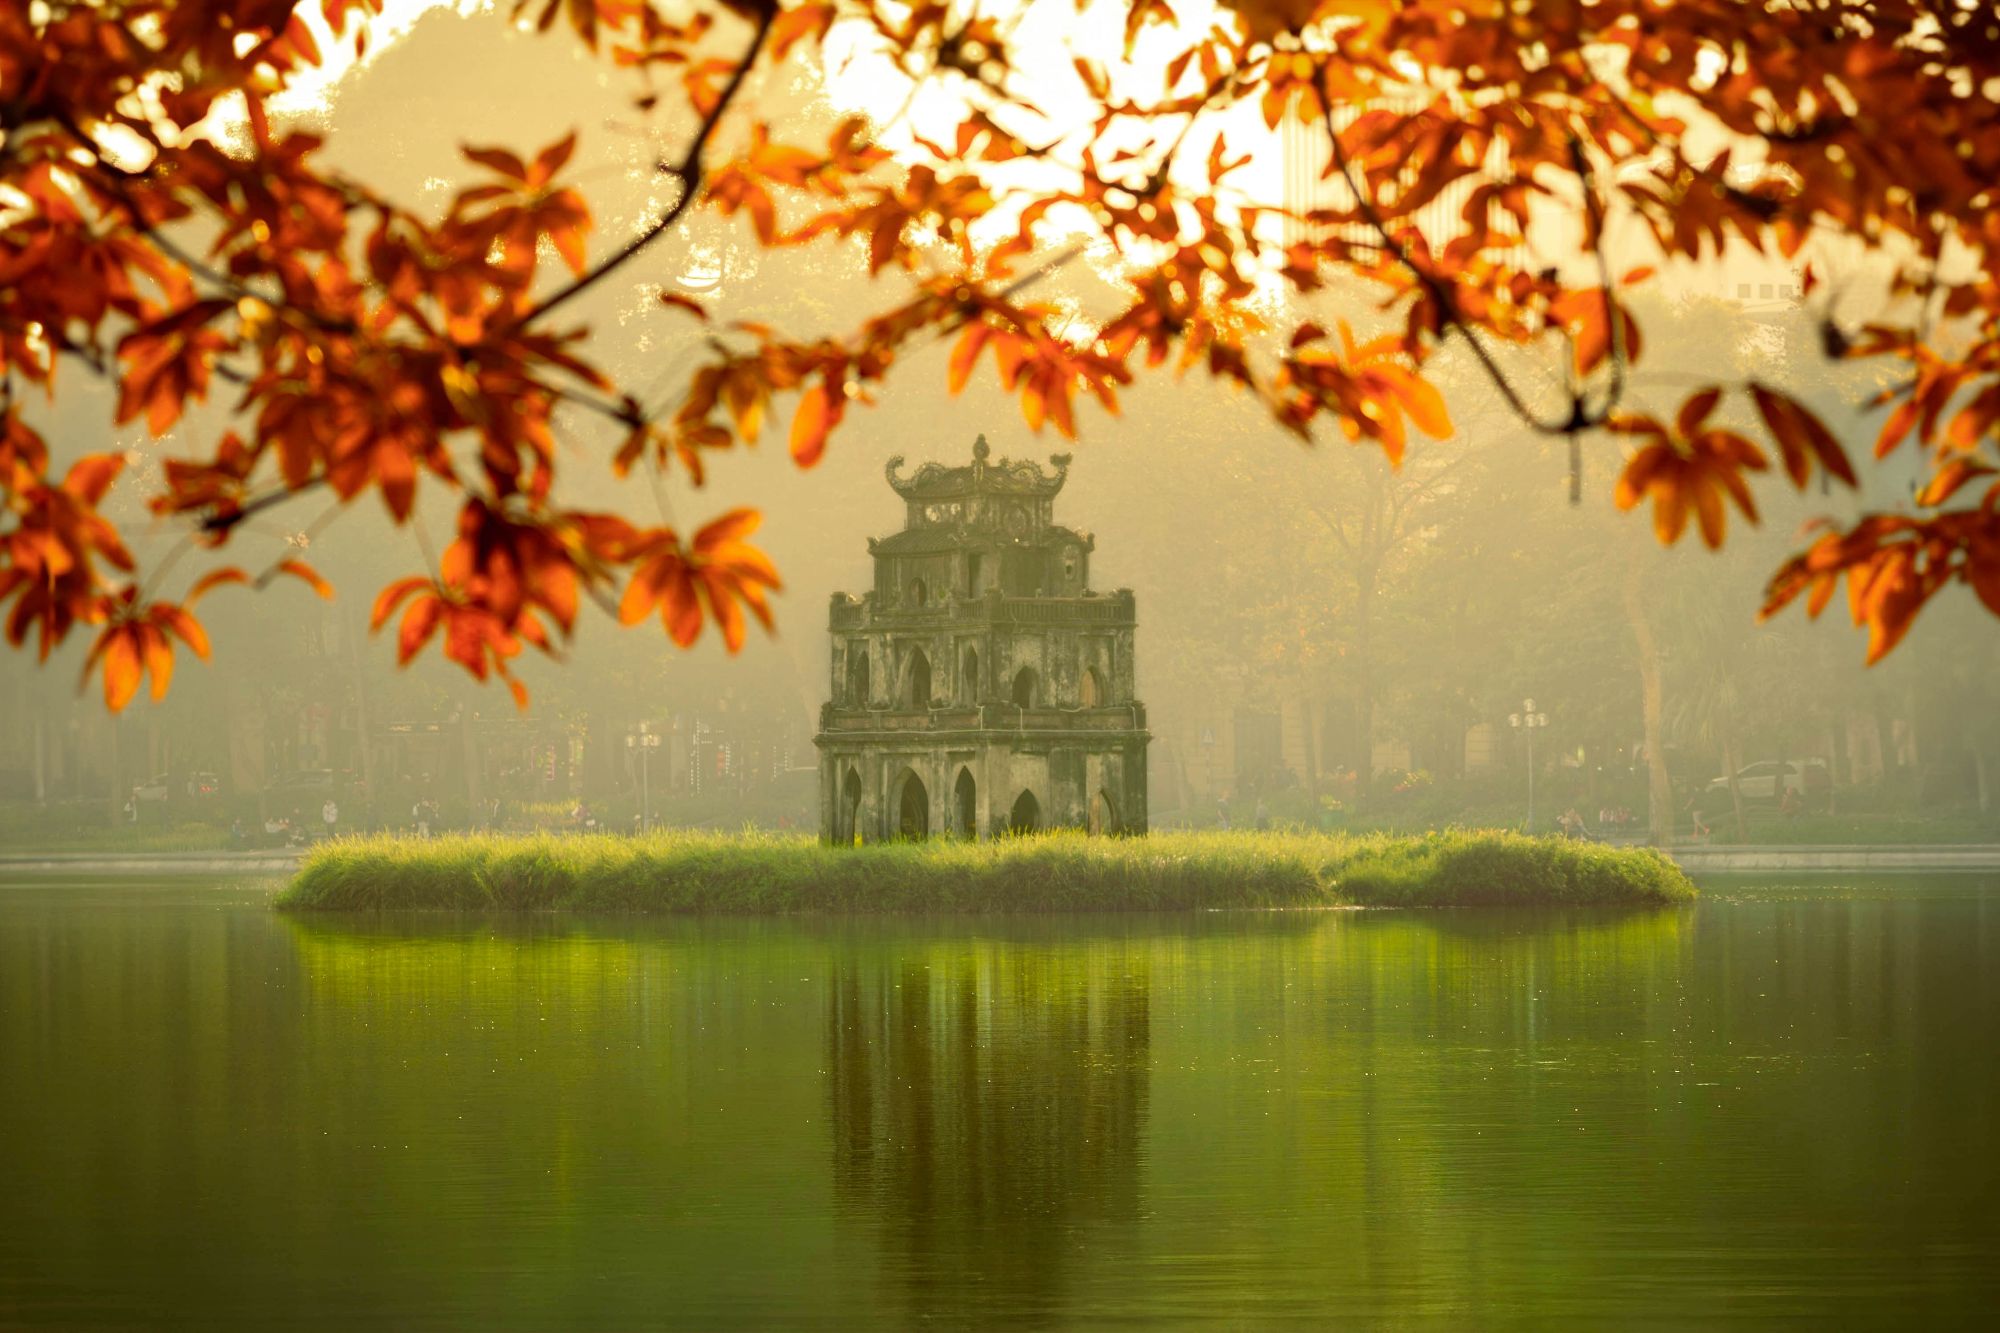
<box><xmin>272</xmin><ymin>829</ymin><xmax>1694</xmax><ymax>914</ymax></box>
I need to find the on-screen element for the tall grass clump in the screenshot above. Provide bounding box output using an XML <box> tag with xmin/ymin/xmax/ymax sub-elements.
<box><xmin>279</xmin><ymin>828</ymin><xmax>1695</xmax><ymax>914</ymax></box>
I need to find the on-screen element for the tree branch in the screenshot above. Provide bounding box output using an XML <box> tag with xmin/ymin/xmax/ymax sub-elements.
<box><xmin>1320</xmin><ymin>100</ymin><xmax>1608</xmax><ymax>440</ymax></box>
<box><xmin>513</xmin><ymin>8</ymin><xmax>776</xmax><ymax>330</ymax></box>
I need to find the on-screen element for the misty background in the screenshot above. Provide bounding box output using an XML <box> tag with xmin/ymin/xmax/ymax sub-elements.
<box><xmin>5</xmin><ymin>5</ymin><xmax>1995</xmax><ymax>847</ymax></box>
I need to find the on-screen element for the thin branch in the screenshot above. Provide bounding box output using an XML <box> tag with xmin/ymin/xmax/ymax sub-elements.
<box><xmin>1320</xmin><ymin>100</ymin><xmax>1606</xmax><ymax>439</ymax></box>
<box><xmin>197</xmin><ymin>477</ymin><xmax>328</xmax><ymax>536</ymax></box>
<box><xmin>1571</xmin><ymin>134</ymin><xmax>1628</xmax><ymax>425</ymax></box>
<box><xmin>514</xmin><ymin>9</ymin><xmax>776</xmax><ymax>330</ymax></box>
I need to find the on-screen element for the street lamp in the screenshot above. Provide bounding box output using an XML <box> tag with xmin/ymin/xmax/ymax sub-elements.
<box><xmin>1508</xmin><ymin>698</ymin><xmax>1550</xmax><ymax>833</ymax></box>
<box><xmin>626</xmin><ymin>722</ymin><xmax>661</xmax><ymax>834</ymax></box>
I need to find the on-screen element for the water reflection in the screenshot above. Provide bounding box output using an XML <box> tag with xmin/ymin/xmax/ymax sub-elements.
<box><xmin>825</xmin><ymin>940</ymin><xmax>1150</xmax><ymax>1319</ymax></box>
<box><xmin>1</xmin><ymin>884</ymin><xmax>1996</xmax><ymax>1326</ymax></box>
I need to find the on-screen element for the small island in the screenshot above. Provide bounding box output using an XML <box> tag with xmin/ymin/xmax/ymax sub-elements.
<box><xmin>277</xmin><ymin>829</ymin><xmax>1695</xmax><ymax>914</ymax></box>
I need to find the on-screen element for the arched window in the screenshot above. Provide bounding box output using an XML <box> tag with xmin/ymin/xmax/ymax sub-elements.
<box><xmin>962</xmin><ymin>646</ymin><xmax>980</xmax><ymax>703</ymax></box>
<box><xmin>954</xmin><ymin>768</ymin><xmax>977</xmax><ymax>840</ymax></box>
<box><xmin>965</xmin><ymin>552</ymin><xmax>984</xmax><ymax>597</ymax></box>
<box><xmin>1080</xmin><ymin>666</ymin><xmax>1105</xmax><ymax>708</ymax></box>
<box><xmin>1089</xmin><ymin>788</ymin><xmax>1119</xmax><ymax>836</ymax></box>
<box><xmin>1007</xmin><ymin>789</ymin><xmax>1041</xmax><ymax>835</ymax></box>
<box><xmin>895</xmin><ymin>768</ymin><xmax>929</xmax><ymax>839</ymax></box>
<box><xmin>839</xmin><ymin>767</ymin><xmax>862</xmax><ymax>845</ymax></box>
<box><xmin>1011</xmin><ymin>666</ymin><xmax>1037</xmax><ymax>708</ymax></box>
<box><xmin>847</xmin><ymin>649</ymin><xmax>870</xmax><ymax>707</ymax></box>
<box><xmin>906</xmin><ymin>649</ymin><xmax>932</xmax><ymax>709</ymax></box>
<box><xmin>908</xmin><ymin>578</ymin><xmax>927</xmax><ymax>608</ymax></box>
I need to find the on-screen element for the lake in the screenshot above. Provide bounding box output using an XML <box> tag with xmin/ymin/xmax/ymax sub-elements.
<box><xmin>2</xmin><ymin>876</ymin><xmax>1996</xmax><ymax>1326</ymax></box>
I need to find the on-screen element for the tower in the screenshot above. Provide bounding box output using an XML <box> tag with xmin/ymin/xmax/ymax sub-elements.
<box><xmin>816</xmin><ymin>436</ymin><xmax>1149</xmax><ymax>841</ymax></box>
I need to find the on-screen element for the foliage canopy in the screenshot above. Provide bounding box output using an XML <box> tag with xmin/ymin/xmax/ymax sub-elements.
<box><xmin>5</xmin><ymin>0</ymin><xmax>1999</xmax><ymax>708</ymax></box>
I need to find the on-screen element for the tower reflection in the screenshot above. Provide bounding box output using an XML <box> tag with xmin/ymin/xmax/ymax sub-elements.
<box><xmin>825</xmin><ymin>940</ymin><xmax>1151</xmax><ymax>1317</ymax></box>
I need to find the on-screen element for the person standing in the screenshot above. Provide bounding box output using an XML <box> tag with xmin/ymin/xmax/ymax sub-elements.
<box><xmin>321</xmin><ymin>798</ymin><xmax>338</xmax><ymax>840</ymax></box>
<box><xmin>1254</xmin><ymin>797</ymin><xmax>1269</xmax><ymax>832</ymax></box>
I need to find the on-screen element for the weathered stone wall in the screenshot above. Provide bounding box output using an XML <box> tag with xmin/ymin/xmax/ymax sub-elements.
<box><xmin>818</xmin><ymin>447</ymin><xmax>1146</xmax><ymax>843</ymax></box>
<box><xmin>817</xmin><ymin>734</ymin><xmax>1147</xmax><ymax>843</ymax></box>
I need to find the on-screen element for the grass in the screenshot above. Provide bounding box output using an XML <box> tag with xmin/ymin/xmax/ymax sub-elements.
<box><xmin>276</xmin><ymin>828</ymin><xmax>1696</xmax><ymax>914</ymax></box>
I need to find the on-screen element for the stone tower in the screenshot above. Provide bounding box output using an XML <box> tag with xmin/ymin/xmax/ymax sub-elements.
<box><xmin>816</xmin><ymin>436</ymin><xmax>1149</xmax><ymax>841</ymax></box>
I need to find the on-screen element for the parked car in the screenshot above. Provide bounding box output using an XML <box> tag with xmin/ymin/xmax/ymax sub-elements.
<box><xmin>183</xmin><ymin>770</ymin><xmax>222</xmax><ymax>800</ymax></box>
<box><xmin>1706</xmin><ymin>759</ymin><xmax>1830</xmax><ymax>803</ymax></box>
<box><xmin>131</xmin><ymin>773</ymin><xmax>173</xmax><ymax>804</ymax></box>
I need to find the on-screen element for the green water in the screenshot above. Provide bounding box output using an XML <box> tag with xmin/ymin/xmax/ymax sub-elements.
<box><xmin>1</xmin><ymin>878</ymin><xmax>1995</xmax><ymax>1327</ymax></box>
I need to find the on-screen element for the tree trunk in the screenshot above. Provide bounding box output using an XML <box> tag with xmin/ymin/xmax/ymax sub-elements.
<box><xmin>105</xmin><ymin>711</ymin><xmax>124</xmax><ymax>830</ymax></box>
<box><xmin>460</xmin><ymin>709</ymin><xmax>482</xmax><ymax>825</ymax></box>
<box><xmin>1353</xmin><ymin>562</ymin><xmax>1377</xmax><ymax>802</ymax></box>
<box><xmin>344</xmin><ymin>601</ymin><xmax>378</xmax><ymax>829</ymax></box>
<box><xmin>1624</xmin><ymin>563</ymin><xmax>1673</xmax><ymax>845</ymax></box>
<box><xmin>1300</xmin><ymin>689</ymin><xmax>1322</xmax><ymax>811</ymax></box>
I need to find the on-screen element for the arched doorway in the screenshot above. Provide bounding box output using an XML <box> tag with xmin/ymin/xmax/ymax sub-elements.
<box><xmin>895</xmin><ymin>768</ymin><xmax>929</xmax><ymax>839</ymax></box>
<box><xmin>1089</xmin><ymin>788</ymin><xmax>1118</xmax><ymax>836</ymax></box>
<box><xmin>1007</xmin><ymin>789</ymin><xmax>1040</xmax><ymax>835</ymax></box>
<box><xmin>906</xmin><ymin>649</ymin><xmax>931</xmax><ymax>709</ymax></box>
<box><xmin>1080</xmin><ymin>666</ymin><xmax>1105</xmax><ymax>707</ymax></box>
<box><xmin>954</xmin><ymin>768</ymin><xmax>977</xmax><ymax>839</ymax></box>
<box><xmin>1011</xmin><ymin>666</ymin><xmax>1038</xmax><ymax>708</ymax></box>
<box><xmin>848</xmin><ymin>650</ymin><xmax>870</xmax><ymax>707</ymax></box>
<box><xmin>908</xmin><ymin>578</ymin><xmax>927</xmax><ymax>607</ymax></box>
<box><xmin>962</xmin><ymin>646</ymin><xmax>980</xmax><ymax>703</ymax></box>
<box><xmin>840</xmin><ymin>767</ymin><xmax>862</xmax><ymax>844</ymax></box>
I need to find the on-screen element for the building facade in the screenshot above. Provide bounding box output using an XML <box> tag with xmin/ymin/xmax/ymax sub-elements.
<box><xmin>816</xmin><ymin>437</ymin><xmax>1149</xmax><ymax>841</ymax></box>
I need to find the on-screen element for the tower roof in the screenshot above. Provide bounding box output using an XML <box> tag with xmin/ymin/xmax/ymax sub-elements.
<box><xmin>885</xmin><ymin>435</ymin><xmax>1070</xmax><ymax>503</ymax></box>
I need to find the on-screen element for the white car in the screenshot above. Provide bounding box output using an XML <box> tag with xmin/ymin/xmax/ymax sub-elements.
<box><xmin>1706</xmin><ymin>759</ymin><xmax>1829</xmax><ymax>802</ymax></box>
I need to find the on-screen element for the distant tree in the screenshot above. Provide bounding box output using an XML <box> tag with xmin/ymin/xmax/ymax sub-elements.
<box><xmin>6</xmin><ymin>0</ymin><xmax>1999</xmax><ymax>709</ymax></box>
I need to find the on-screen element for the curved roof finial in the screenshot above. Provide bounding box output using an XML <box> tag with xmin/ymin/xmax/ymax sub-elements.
<box><xmin>972</xmin><ymin>433</ymin><xmax>990</xmax><ymax>463</ymax></box>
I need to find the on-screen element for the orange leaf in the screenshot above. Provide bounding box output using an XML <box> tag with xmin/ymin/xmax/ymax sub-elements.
<box><xmin>660</xmin><ymin>292</ymin><xmax>709</xmax><ymax>321</ymax></box>
<box><xmin>62</xmin><ymin>454</ymin><xmax>125</xmax><ymax>505</ymax></box>
<box><xmin>371</xmin><ymin>577</ymin><xmax>432</xmax><ymax>632</ymax></box>
<box><xmin>1676</xmin><ymin>386</ymin><xmax>1723</xmax><ymax>437</ymax></box>
<box><xmin>186</xmin><ymin>567</ymin><xmax>250</xmax><ymax>605</ymax></box>
<box><xmin>694</xmin><ymin>508</ymin><xmax>764</xmax><ymax>551</ymax></box>
<box><xmin>100</xmin><ymin>628</ymin><xmax>142</xmax><ymax>712</ymax></box>
<box><xmin>277</xmin><ymin>559</ymin><xmax>334</xmax><ymax>599</ymax></box>
<box><xmin>789</xmin><ymin>382</ymin><xmax>835</xmax><ymax>467</ymax></box>
<box><xmin>1750</xmin><ymin>384</ymin><xmax>1856</xmax><ymax>489</ymax></box>
<box><xmin>1876</xmin><ymin>398</ymin><xmax>1918</xmax><ymax>458</ymax></box>
<box><xmin>140</xmin><ymin>623</ymin><xmax>174</xmax><ymax>702</ymax></box>
<box><xmin>1390</xmin><ymin>371</ymin><xmax>1452</xmax><ymax>440</ymax></box>
<box><xmin>947</xmin><ymin>324</ymin><xmax>989</xmax><ymax>395</ymax></box>
<box><xmin>152</xmin><ymin>604</ymin><xmax>211</xmax><ymax>660</ymax></box>
<box><xmin>397</xmin><ymin>597</ymin><xmax>443</xmax><ymax>664</ymax></box>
